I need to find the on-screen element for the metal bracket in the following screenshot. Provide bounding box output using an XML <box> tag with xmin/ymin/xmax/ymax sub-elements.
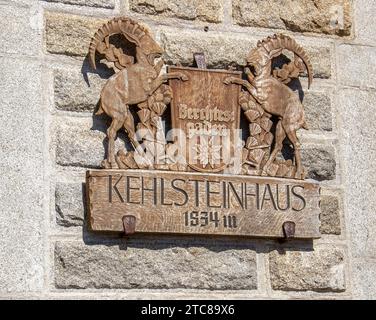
<box><xmin>194</xmin><ymin>52</ymin><xmax>206</xmax><ymax>69</ymax></box>
<box><xmin>282</xmin><ymin>221</ymin><xmax>296</xmax><ymax>241</ymax></box>
<box><xmin>122</xmin><ymin>215</ymin><xmax>136</xmax><ymax>237</ymax></box>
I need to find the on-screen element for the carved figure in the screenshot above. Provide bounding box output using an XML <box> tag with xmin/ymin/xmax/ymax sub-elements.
<box><xmin>89</xmin><ymin>17</ymin><xmax>188</xmax><ymax>168</ymax></box>
<box><xmin>224</xmin><ymin>34</ymin><xmax>313</xmax><ymax>179</ymax></box>
<box><xmin>273</xmin><ymin>59</ymin><xmax>306</xmax><ymax>84</ymax></box>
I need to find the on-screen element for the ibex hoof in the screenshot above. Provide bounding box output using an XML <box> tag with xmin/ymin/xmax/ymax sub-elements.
<box><xmin>180</xmin><ymin>74</ymin><xmax>189</xmax><ymax>81</ymax></box>
<box><xmin>101</xmin><ymin>159</ymin><xmax>111</xmax><ymax>169</ymax></box>
<box><xmin>294</xmin><ymin>170</ymin><xmax>305</xmax><ymax>180</ymax></box>
<box><xmin>101</xmin><ymin>159</ymin><xmax>119</xmax><ymax>169</ymax></box>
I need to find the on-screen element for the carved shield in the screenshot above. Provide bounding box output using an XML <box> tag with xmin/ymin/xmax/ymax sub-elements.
<box><xmin>169</xmin><ymin>66</ymin><xmax>241</xmax><ymax>172</ymax></box>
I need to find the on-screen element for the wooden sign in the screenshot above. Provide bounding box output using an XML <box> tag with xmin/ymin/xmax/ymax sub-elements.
<box><xmin>168</xmin><ymin>66</ymin><xmax>241</xmax><ymax>173</ymax></box>
<box><xmin>87</xmin><ymin>170</ymin><xmax>320</xmax><ymax>239</ymax></box>
<box><xmin>86</xmin><ymin>17</ymin><xmax>321</xmax><ymax>239</ymax></box>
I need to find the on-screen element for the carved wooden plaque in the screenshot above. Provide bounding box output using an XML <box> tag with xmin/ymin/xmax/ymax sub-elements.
<box><xmin>85</xmin><ymin>16</ymin><xmax>322</xmax><ymax>239</ymax></box>
<box><xmin>168</xmin><ymin>66</ymin><xmax>241</xmax><ymax>173</ymax></box>
<box><xmin>87</xmin><ymin>170</ymin><xmax>320</xmax><ymax>239</ymax></box>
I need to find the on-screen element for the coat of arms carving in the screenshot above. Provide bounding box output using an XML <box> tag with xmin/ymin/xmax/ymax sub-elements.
<box><xmin>86</xmin><ymin>17</ymin><xmax>321</xmax><ymax>240</ymax></box>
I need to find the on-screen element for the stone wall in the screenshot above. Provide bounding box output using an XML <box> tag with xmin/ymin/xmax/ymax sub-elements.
<box><xmin>0</xmin><ymin>0</ymin><xmax>375</xmax><ymax>299</ymax></box>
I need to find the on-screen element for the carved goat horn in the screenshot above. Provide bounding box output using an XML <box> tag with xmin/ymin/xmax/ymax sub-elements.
<box><xmin>89</xmin><ymin>17</ymin><xmax>148</xmax><ymax>70</ymax></box>
<box><xmin>261</xmin><ymin>34</ymin><xmax>314</xmax><ymax>89</ymax></box>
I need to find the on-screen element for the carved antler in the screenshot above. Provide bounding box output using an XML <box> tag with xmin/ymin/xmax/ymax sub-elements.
<box><xmin>256</xmin><ymin>34</ymin><xmax>313</xmax><ymax>88</ymax></box>
<box><xmin>89</xmin><ymin>17</ymin><xmax>149</xmax><ymax>70</ymax></box>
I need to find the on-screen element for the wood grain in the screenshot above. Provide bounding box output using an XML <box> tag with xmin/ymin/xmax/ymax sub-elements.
<box><xmin>168</xmin><ymin>66</ymin><xmax>241</xmax><ymax>173</ymax></box>
<box><xmin>87</xmin><ymin>169</ymin><xmax>321</xmax><ymax>239</ymax></box>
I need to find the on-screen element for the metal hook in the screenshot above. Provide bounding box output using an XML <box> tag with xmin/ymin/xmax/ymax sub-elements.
<box><xmin>122</xmin><ymin>215</ymin><xmax>136</xmax><ymax>237</ymax></box>
<box><xmin>282</xmin><ymin>221</ymin><xmax>296</xmax><ymax>240</ymax></box>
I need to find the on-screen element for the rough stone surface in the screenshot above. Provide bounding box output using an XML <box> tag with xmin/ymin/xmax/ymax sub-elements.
<box><xmin>303</xmin><ymin>91</ymin><xmax>332</xmax><ymax>131</ymax></box>
<box><xmin>129</xmin><ymin>0</ymin><xmax>223</xmax><ymax>23</ymax></box>
<box><xmin>352</xmin><ymin>259</ymin><xmax>376</xmax><ymax>299</ymax></box>
<box><xmin>337</xmin><ymin>80</ymin><xmax>376</xmax><ymax>298</ymax></box>
<box><xmin>336</xmin><ymin>9</ymin><xmax>376</xmax><ymax>302</ymax></box>
<box><xmin>44</xmin><ymin>13</ymin><xmax>331</xmax><ymax>78</ymax></box>
<box><xmin>269</xmin><ymin>247</ymin><xmax>346</xmax><ymax>292</ymax></box>
<box><xmin>44</xmin><ymin>0</ymin><xmax>115</xmax><ymax>8</ymax></box>
<box><xmin>56</xmin><ymin>117</ymin><xmax>105</xmax><ymax>168</ymax></box>
<box><xmin>55</xmin><ymin>241</ymin><xmax>257</xmax><ymax>289</ymax></box>
<box><xmin>302</xmin><ymin>146</ymin><xmax>336</xmax><ymax>181</ymax></box>
<box><xmin>0</xmin><ymin>56</ymin><xmax>44</xmax><ymax>292</ymax></box>
<box><xmin>354</xmin><ymin>0</ymin><xmax>376</xmax><ymax>46</ymax></box>
<box><xmin>6</xmin><ymin>0</ymin><xmax>39</xmax><ymax>5</ymax></box>
<box><xmin>320</xmin><ymin>195</ymin><xmax>341</xmax><ymax>235</ymax></box>
<box><xmin>45</xmin><ymin>12</ymin><xmax>106</xmax><ymax>56</ymax></box>
<box><xmin>338</xmin><ymin>89</ymin><xmax>376</xmax><ymax>259</ymax></box>
<box><xmin>55</xmin><ymin>182</ymin><xmax>85</xmax><ymax>227</ymax></box>
<box><xmin>303</xmin><ymin>46</ymin><xmax>332</xmax><ymax>79</ymax></box>
<box><xmin>55</xmin><ymin>117</ymin><xmax>126</xmax><ymax>168</ymax></box>
<box><xmin>161</xmin><ymin>29</ymin><xmax>331</xmax><ymax>78</ymax></box>
<box><xmin>54</xmin><ymin>68</ymin><xmax>108</xmax><ymax>112</ymax></box>
<box><xmin>0</xmin><ymin>3</ymin><xmax>42</xmax><ymax>56</ymax></box>
<box><xmin>338</xmin><ymin>44</ymin><xmax>376</xmax><ymax>90</ymax></box>
<box><xmin>232</xmin><ymin>0</ymin><xmax>352</xmax><ymax>36</ymax></box>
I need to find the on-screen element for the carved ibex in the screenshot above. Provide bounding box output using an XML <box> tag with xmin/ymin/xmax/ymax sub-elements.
<box><xmin>89</xmin><ymin>17</ymin><xmax>187</xmax><ymax>168</ymax></box>
<box><xmin>224</xmin><ymin>34</ymin><xmax>313</xmax><ymax>179</ymax></box>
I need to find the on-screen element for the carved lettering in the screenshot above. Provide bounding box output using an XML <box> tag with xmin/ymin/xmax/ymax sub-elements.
<box><xmin>291</xmin><ymin>185</ymin><xmax>306</xmax><ymax>211</ymax></box>
<box><xmin>126</xmin><ymin>176</ymin><xmax>140</xmax><ymax>204</ymax></box>
<box><xmin>206</xmin><ymin>180</ymin><xmax>222</xmax><ymax>208</ymax></box>
<box><xmin>89</xmin><ymin>171</ymin><xmax>320</xmax><ymax>238</ymax></box>
<box><xmin>104</xmin><ymin>174</ymin><xmax>310</xmax><ymax>213</ymax></box>
<box><xmin>261</xmin><ymin>184</ymin><xmax>277</xmax><ymax>210</ymax></box>
<box><xmin>178</xmin><ymin>104</ymin><xmax>235</xmax><ymax>123</ymax></box>
<box><xmin>276</xmin><ymin>184</ymin><xmax>290</xmax><ymax>211</ymax></box>
<box><xmin>109</xmin><ymin>175</ymin><xmax>124</xmax><ymax>203</ymax></box>
<box><xmin>160</xmin><ymin>178</ymin><xmax>173</xmax><ymax>206</ymax></box>
<box><xmin>141</xmin><ymin>177</ymin><xmax>157</xmax><ymax>205</ymax></box>
<box><xmin>171</xmin><ymin>178</ymin><xmax>189</xmax><ymax>207</ymax></box>
<box><xmin>244</xmin><ymin>183</ymin><xmax>260</xmax><ymax>210</ymax></box>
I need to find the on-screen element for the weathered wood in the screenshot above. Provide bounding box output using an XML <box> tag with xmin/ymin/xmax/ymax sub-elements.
<box><xmin>260</xmin><ymin>117</ymin><xmax>273</xmax><ymax>132</ymax></box>
<box><xmin>169</xmin><ymin>66</ymin><xmax>241</xmax><ymax>173</ymax></box>
<box><xmin>88</xmin><ymin>17</ymin><xmax>188</xmax><ymax>170</ymax></box>
<box><xmin>87</xmin><ymin>17</ymin><xmax>316</xmax><ymax>182</ymax></box>
<box><xmin>87</xmin><ymin>169</ymin><xmax>321</xmax><ymax>239</ymax></box>
<box><xmin>246</xmin><ymin>137</ymin><xmax>258</xmax><ymax>149</ymax></box>
<box><xmin>224</xmin><ymin>34</ymin><xmax>314</xmax><ymax>180</ymax></box>
<box><xmin>85</xmin><ymin>17</ymin><xmax>321</xmax><ymax>240</ymax></box>
<box><xmin>244</xmin><ymin>109</ymin><xmax>260</xmax><ymax>122</ymax></box>
<box><xmin>276</xmin><ymin>163</ymin><xmax>290</xmax><ymax>177</ymax></box>
<box><xmin>250</xmin><ymin>123</ymin><xmax>262</xmax><ymax>136</ymax></box>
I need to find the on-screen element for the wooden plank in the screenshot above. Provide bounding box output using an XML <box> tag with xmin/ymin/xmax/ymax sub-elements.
<box><xmin>87</xmin><ymin>169</ymin><xmax>321</xmax><ymax>239</ymax></box>
<box><xmin>168</xmin><ymin>66</ymin><xmax>241</xmax><ymax>173</ymax></box>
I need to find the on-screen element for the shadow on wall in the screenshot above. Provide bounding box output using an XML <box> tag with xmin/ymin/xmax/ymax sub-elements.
<box><xmin>81</xmin><ymin>55</ymin><xmax>114</xmax><ymax>85</ymax></box>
